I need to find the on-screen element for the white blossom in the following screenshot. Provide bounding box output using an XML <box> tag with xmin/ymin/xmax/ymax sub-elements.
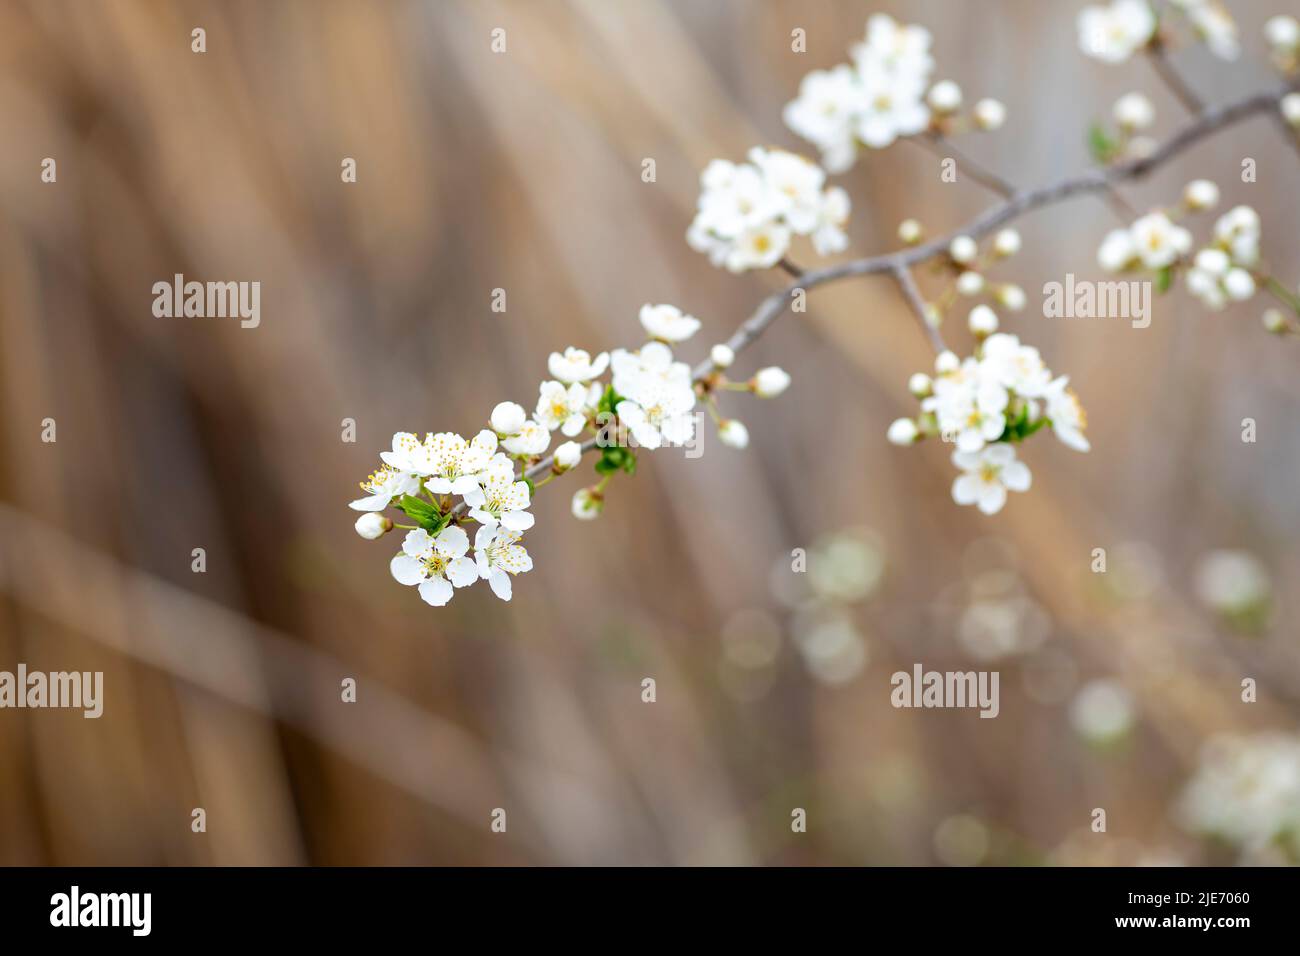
<box><xmin>951</xmin><ymin>444</ymin><xmax>1032</xmax><ymax>515</ymax></box>
<box><xmin>1178</xmin><ymin>0</ymin><xmax>1239</xmax><ymax>60</ymax></box>
<box><xmin>1178</xmin><ymin>733</ymin><xmax>1300</xmax><ymax>855</ymax></box>
<box><xmin>350</xmin><ymin>461</ymin><xmax>420</xmax><ymax>512</ymax></box>
<box><xmin>639</xmin><ymin>303</ymin><xmax>702</xmax><ymax>343</ymax></box>
<box><xmin>462</xmin><ymin>457</ymin><xmax>535</xmax><ymax>531</ymax></box>
<box><xmin>421</xmin><ymin>430</ymin><xmax>500</xmax><ymax>495</ymax></box>
<box><xmin>611</xmin><ymin>343</ymin><xmax>697</xmax><ymax>450</ymax></box>
<box><xmin>473</xmin><ymin>525</ymin><xmax>533</xmax><ymax>601</ymax></box>
<box><xmin>547</xmin><ymin>347</ymin><xmax>609</xmax><ymax>384</ymax></box>
<box><xmin>536</xmin><ymin>380</ymin><xmax>591</xmax><ymax>437</ymax></box>
<box><xmin>502</xmin><ymin>419</ymin><xmax>550</xmax><ymax>456</ymax></box>
<box><xmin>1212</xmin><ymin>204</ymin><xmax>1261</xmax><ymax>267</ymax></box>
<box><xmin>571</xmin><ymin>487</ymin><xmax>603</xmax><ymax>520</ymax></box>
<box><xmin>688</xmin><ymin>149</ymin><xmax>849</xmax><ymax>272</ymax></box>
<box><xmin>1077</xmin><ymin>0</ymin><xmax>1156</xmax><ymax>63</ymax></box>
<box><xmin>1097</xmin><ymin>227</ymin><xmax>1137</xmax><ymax>272</ymax></box>
<box><xmin>710</xmin><ymin>344</ymin><xmax>735</xmax><ymax>369</ymax></box>
<box><xmin>908</xmin><ymin>372</ymin><xmax>933</xmax><ymax>397</ymax></box>
<box><xmin>1043</xmin><ymin>376</ymin><xmax>1091</xmax><ymax>451</ymax></box>
<box><xmin>1129</xmin><ymin>212</ymin><xmax>1193</xmax><ymax>269</ymax></box>
<box><xmin>390</xmin><ymin>526</ymin><xmax>478</xmax><ymax>607</ymax></box>
<box><xmin>980</xmin><ymin>333</ymin><xmax>1052</xmax><ymax>398</ymax></box>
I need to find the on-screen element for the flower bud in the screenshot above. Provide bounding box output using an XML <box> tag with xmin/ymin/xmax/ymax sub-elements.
<box><xmin>887</xmin><ymin>418</ymin><xmax>919</xmax><ymax>445</ymax></box>
<box><xmin>354</xmin><ymin>513</ymin><xmax>392</xmax><ymax>540</ymax></box>
<box><xmin>993</xmin><ymin>228</ymin><xmax>1021</xmax><ymax>258</ymax></box>
<box><xmin>490</xmin><ymin>401</ymin><xmax>527</xmax><ymax>436</ymax></box>
<box><xmin>710</xmin><ymin>344</ymin><xmax>735</xmax><ymax>369</ymax></box>
<box><xmin>1265</xmin><ymin>15</ymin><xmax>1299</xmax><ymax>52</ymax></box>
<box><xmin>972</xmin><ymin>98</ymin><xmax>1006</xmax><ymax>131</ymax></box>
<box><xmin>898</xmin><ymin>218</ymin><xmax>923</xmax><ymax>244</ymax></box>
<box><xmin>718</xmin><ymin>419</ymin><xmax>750</xmax><ymax>449</ymax></box>
<box><xmin>908</xmin><ymin>373</ymin><xmax>933</xmax><ymax>397</ymax></box>
<box><xmin>968</xmin><ymin>304</ymin><xmax>999</xmax><ymax>337</ymax></box>
<box><xmin>554</xmin><ymin>440</ymin><xmax>582</xmax><ymax>471</ymax></box>
<box><xmin>1282</xmin><ymin>93</ymin><xmax>1300</xmax><ymax>128</ymax></box>
<box><xmin>996</xmin><ymin>284</ymin><xmax>1027</xmax><ymax>311</ymax></box>
<box><xmin>1262</xmin><ymin>308</ymin><xmax>1289</xmax><ymax>334</ymax></box>
<box><xmin>927</xmin><ymin>80</ymin><xmax>962</xmax><ymax>114</ymax></box>
<box><xmin>956</xmin><ymin>271</ymin><xmax>985</xmax><ymax>296</ymax></box>
<box><xmin>935</xmin><ymin>350</ymin><xmax>960</xmax><ymax>375</ymax></box>
<box><xmin>1223</xmin><ymin>269</ymin><xmax>1256</xmax><ymax>301</ymax></box>
<box><xmin>1183</xmin><ymin>179</ymin><xmax>1219</xmax><ymax>211</ymax></box>
<box><xmin>1112</xmin><ymin>92</ymin><xmax>1154</xmax><ymax>131</ymax></box>
<box><xmin>752</xmin><ymin>366</ymin><xmax>791</xmax><ymax>398</ymax></box>
<box><xmin>571</xmin><ymin>487</ymin><xmax>604</xmax><ymax>521</ymax></box>
<box><xmin>948</xmin><ymin>235</ymin><xmax>978</xmax><ymax>264</ymax></box>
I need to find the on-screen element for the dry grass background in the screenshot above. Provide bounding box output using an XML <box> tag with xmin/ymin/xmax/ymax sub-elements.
<box><xmin>0</xmin><ymin>0</ymin><xmax>1297</xmax><ymax>865</ymax></box>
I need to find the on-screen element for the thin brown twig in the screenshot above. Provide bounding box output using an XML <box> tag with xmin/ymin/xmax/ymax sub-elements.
<box><xmin>912</xmin><ymin>131</ymin><xmax>1017</xmax><ymax>198</ymax></box>
<box><xmin>454</xmin><ymin>82</ymin><xmax>1298</xmax><ymax>513</ymax></box>
<box><xmin>892</xmin><ymin>264</ymin><xmax>946</xmax><ymax>353</ymax></box>
<box><xmin>1146</xmin><ymin>41</ymin><xmax>1205</xmax><ymax>115</ymax></box>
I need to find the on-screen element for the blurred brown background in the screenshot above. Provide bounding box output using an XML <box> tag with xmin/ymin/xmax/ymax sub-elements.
<box><xmin>0</xmin><ymin>0</ymin><xmax>1298</xmax><ymax>865</ymax></box>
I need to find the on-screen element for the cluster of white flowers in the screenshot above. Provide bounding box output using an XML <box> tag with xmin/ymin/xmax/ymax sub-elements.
<box><xmin>350</xmin><ymin>430</ymin><xmax>537</xmax><ymax>606</ymax></box>
<box><xmin>1186</xmin><ymin>205</ymin><xmax>1260</xmax><ymax>309</ymax></box>
<box><xmin>687</xmin><ymin>148</ymin><xmax>850</xmax><ymax>272</ymax></box>
<box><xmin>783</xmin><ymin>14</ymin><xmax>1005</xmax><ymax>173</ymax></box>
<box><xmin>1078</xmin><ymin>0</ymin><xmax>1238</xmax><ymax>63</ymax></box>
<box><xmin>1094</xmin><ymin>182</ymin><xmax>1277</xmax><ymax>313</ymax></box>
<box><xmin>1178</xmin><ymin>732</ymin><xmax>1300</xmax><ymax>859</ymax></box>
<box><xmin>888</xmin><ymin>320</ymin><xmax>1089</xmax><ymax>516</ymax></box>
<box><xmin>351</xmin><ymin>301</ymin><xmax>793</xmax><ymax>605</ymax></box>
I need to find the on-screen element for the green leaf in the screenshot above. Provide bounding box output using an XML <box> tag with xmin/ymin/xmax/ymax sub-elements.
<box><xmin>522</xmin><ymin>476</ymin><xmax>536</xmax><ymax>496</ymax></box>
<box><xmin>1087</xmin><ymin>123</ymin><xmax>1117</xmax><ymax>164</ymax></box>
<box><xmin>396</xmin><ymin>494</ymin><xmax>447</xmax><ymax>532</ymax></box>
<box><xmin>597</xmin><ymin>384</ymin><xmax>625</xmax><ymax>415</ymax></box>
<box><xmin>1155</xmin><ymin>265</ymin><xmax>1172</xmax><ymax>293</ymax></box>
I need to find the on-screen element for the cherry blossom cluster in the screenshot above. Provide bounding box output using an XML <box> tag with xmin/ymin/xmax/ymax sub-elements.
<box><xmin>783</xmin><ymin>13</ymin><xmax>1006</xmax><ymax>173</ymax></box>
<box><xmin>1078</xmin><ymin>0</ymin><xmax>1238</xmax><ymax>63</ymax></box>
<box><xmin>1178</xmin><ymin>732</ymin><xmax>1300</xmax><ymax>861</ymax></box>
<box><xmin>1096</xmin><ymin>182</ymin><xmax>1300</xmax><ymax>325</ymax></box>
<box><xmin>686</xmin><ymin>147</ymin><xmax>849</xmax><ymax>272</ymax></box>
<box><xmin>351</xmin><ymin>304</ymin><xmax>791</xmax><ymax>606</ymax></box>
<box><xmin>887</xmin><ymin>315</ymin><xmax>1089</xmax><ymax>516</ymax></box>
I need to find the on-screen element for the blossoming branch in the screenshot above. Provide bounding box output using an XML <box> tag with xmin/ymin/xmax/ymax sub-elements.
<box><xmin>351</xmin><ymin>7</ymin><xmax>1300</xmax><ymax>607</ymax></box>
